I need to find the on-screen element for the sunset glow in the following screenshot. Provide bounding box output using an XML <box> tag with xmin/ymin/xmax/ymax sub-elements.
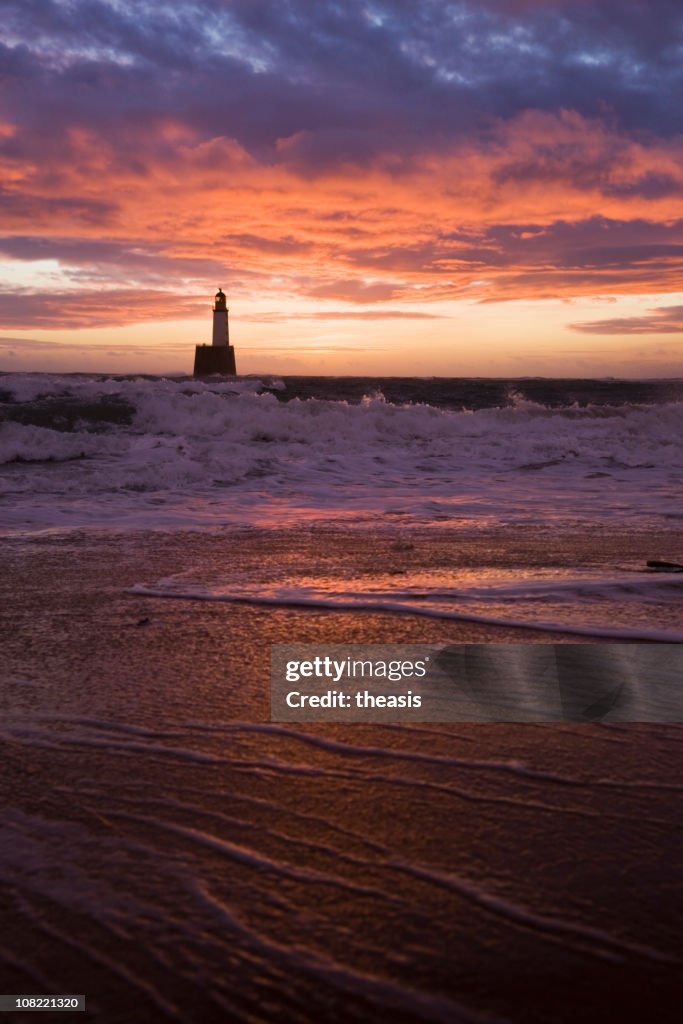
<box><xmin>2</xmin><ymin>1</ymin><xmax>683</xmax><ymax>375</ymax></box>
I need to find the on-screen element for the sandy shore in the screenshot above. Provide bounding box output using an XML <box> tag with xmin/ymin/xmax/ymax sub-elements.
<box><xmin>1</xmin><ymin>526</ymin><xmax>682</xmax><ymax>1022</ymax></box>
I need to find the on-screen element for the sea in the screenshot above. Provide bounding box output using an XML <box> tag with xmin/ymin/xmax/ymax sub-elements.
<box><xmin>2</xmin><ymin>373</ymin><xmax>683</xmax><ymax>1022</ymax></box>
<box><xmin>1</xmin><ymin>372</ymin><xmax>683</xmax><ymax>642</ymax></box>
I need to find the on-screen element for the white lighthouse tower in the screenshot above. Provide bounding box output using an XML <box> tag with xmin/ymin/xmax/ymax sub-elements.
<box><xmin>193</xmin><ymin>287</ymin><xmax>237</xmax><ymax>376</ymax></box>
<box><xmin>212</xmin><ymin>287</ymin><xmax>229</xmax><ymax>346</ymax></box>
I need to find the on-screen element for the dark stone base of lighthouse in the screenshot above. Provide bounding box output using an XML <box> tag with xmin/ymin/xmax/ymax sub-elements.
<box><xmin>193</xmin><ymin>345</ymin><xmax>237</xmax><ymax>377</ymax></box>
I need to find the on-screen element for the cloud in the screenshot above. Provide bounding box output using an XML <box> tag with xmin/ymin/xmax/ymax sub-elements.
<box><xmin>242</xmin><ymin>343</ymin><xmax>389</xmax><ymax>352</ymax></box>
<box><xmin>570</xmin><ymin>305</ymin><xmax>683</xmax><ymax>335</ymax></box>
<box><xmin>2</xmin><ymin>1</ymin><xmax>683</xmax><ymax>326</ymax></box>
<box><xmin>0</xmin><ymin>289</ymin><xmax>205</xmax><ymax>329</ymax></box>
<box><xmin>304</xmin><ymin>279</ymin><xmax>404</xmax><ymax>303</ymax></box>
<box><xmin>0</xmin><ymin>335</ymin><xmax>84</xmax><ymax>351</ymax></box>
<box><xmin>243</xmin><ymin>310</ymin><xmax>447</xmax><ymax>323</ymax></box>
<box><xmin>0</xmin><ymin>235</ymin><xmax>228</xmax><ymax>285</ymax></box>
<box><xmin>0</xmin><ymin>335</ymin><xmax>192</xmax><ymax>360</ymax></box>
<box><xmin>4</xmin><ymin>2</ymin><xmax>683</xmax><ymax>152</ymax></box>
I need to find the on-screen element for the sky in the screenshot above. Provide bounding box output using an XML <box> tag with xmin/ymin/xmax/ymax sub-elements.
<box><xmin>1</xmin><ymin>0</ymin><xmax>683</xmax><ymax>376</ymax></box>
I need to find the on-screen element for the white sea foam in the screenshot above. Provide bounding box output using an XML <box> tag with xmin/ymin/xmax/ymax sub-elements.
<box><xmin>1</xmin><ymin>373</ymin><xmax>682</xmax><ymax>532</ymax></box>
<box><xmin>128</xmin><ymin>569</ymin><xmax>683</xmax><ymax>641</ymax></box>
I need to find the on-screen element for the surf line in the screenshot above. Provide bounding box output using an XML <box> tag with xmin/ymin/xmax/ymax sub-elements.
<box><xmin>127</xmin><ymin>585</ymin><xmax>683</xmax><ymax>643</ymax></box>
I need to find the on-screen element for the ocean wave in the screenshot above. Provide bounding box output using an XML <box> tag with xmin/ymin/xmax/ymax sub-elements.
<box><xmin>1</xmin><ymin>373</ymin><xmax>682</xmax><ymax>531</ymax></box>
<box><xmin>127</xmin><ymin>579</ymin><xmax>683</xmax><ymax>642</ymax></box>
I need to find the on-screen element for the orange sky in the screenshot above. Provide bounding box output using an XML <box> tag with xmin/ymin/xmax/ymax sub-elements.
<box><xmin>2</xmin><ymin>2</ymin><xmax>683</xmax><ymax>376</ymax></box>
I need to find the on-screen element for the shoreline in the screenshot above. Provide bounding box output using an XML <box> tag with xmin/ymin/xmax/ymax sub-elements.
<box><xmin>3</xmin><ymin>523</ymin><xmax>682</xmax><ymax>731</ymax></box>
<box><xmin>1</xmin><ymin>523</ymin><xmax>683</xmax><ymax>1022</ymax></box>
<box><xmin>5</xmin><ymin>522</ymin><xmax>683</xmax><ymax>649</ymax></box>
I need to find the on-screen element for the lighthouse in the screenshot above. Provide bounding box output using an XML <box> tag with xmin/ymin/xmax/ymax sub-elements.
<box><xmin>193</xmin><ymin>288</ymin><xmax>237</xmax><ymax>376</ymax></box>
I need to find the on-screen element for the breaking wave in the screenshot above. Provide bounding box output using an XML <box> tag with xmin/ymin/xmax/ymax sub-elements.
<box><xmin>1</xmin><ymin>373</ymin><xmax>682</xmax><ymax>532</ymax></box>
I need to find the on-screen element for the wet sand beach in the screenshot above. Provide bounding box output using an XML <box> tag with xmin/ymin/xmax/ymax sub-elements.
<box><xmin>1</xmin><ymin>526</ymin><xmax>682</xmax><ymax>1022</ymax></box>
